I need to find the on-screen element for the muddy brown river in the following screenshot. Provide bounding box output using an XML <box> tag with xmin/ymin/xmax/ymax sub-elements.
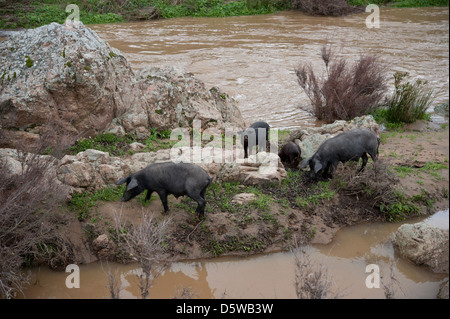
<box><xmin>91</xmin><ymin>8</ymin><xmax>449</xmax><ymax>129</ymax></box>
<box><xmin>20</xmin><ymin>8</ymin><xmax>449</xmax><ymax>298</ymax></box>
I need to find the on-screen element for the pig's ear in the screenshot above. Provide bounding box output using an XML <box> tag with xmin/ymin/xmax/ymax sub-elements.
<box><xmin>300</xmin><ymin>158</ymin><xmax>310</xmax><ymax>169</ymax></box>
<box><xmin>126</xmin><ymin>178</ymin><xmax>139</xmax><ymax>191</ymax></box>
<box><xmin>116</xmin><ymin>177</ymin><xmax>129</xmax><ymax>185</ymax></box>
<box><xmin>313</xmin><ymin>159</ymin><xmax>323</xmax><ymax>174</ymax></box>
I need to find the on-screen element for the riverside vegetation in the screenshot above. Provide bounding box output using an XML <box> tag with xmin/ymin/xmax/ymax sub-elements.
<box><xmin>1</xmin><ymin>118</ymin><xmax>448</xmax><ymax>298</ymax></box>
<box><xmin>2</xmin><ymin>115</ymin><xmax>448</xmax><ymax>297</ymax></box>
<box><xmin>0</xmin><ymin>0</ymin><xmax>448</xmax><ymax>29</ymax></box>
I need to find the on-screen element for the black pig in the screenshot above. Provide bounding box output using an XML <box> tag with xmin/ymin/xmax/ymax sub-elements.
<box><xmin>279</xmin><ymin>141</ymin><xmax>302</xmax><ymax>169</ymax></box>
<box><xmin>238</xmin><ymin>121</ymin><xmax>270</xmax><ymax>158</ymax></box>
<box><xmin>116</xmin><ymin>162</ymin><xmax>214</xmax><ymax>216</ymax></box>
<box><xmin>300</xmin><ymin>128</ymin><xmax>379</xmax><ymax>179</ymax></box>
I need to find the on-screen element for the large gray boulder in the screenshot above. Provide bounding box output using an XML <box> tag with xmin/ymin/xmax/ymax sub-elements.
<box><xmin>0</xmin><ymin>21</ymin><xmax>245</xmax><ymax>149</ymax></box>
<box><xmin>394</xmin><ymin>222</ymin><xmax>449</xmax><ymax>274</ymax></box>
<box><xmin>0</xmin><ymin>21</ymin><xmax>137</xmax><ymax>149</ymax></box>
<box><xmin>434</xmin><ymin>102</ymin><xmax>449</xmax><ymax>117</ymax></box>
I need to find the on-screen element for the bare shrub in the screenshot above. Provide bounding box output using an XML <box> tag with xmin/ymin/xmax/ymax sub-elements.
<box><xmin>0</xmin><ymin>138</ymin><xmax>72</xmax><ymax>298</ymax></box>
<box><xmin>102</xmin><ymin>262</ymin><xmax>123</xmax><ymax>299</ymax></box>
<box><xmin>333</xmin><ymin>160</ymin><xmax>399</xmax><ymax>210</ymax></box>
<box><xmin>332</xmin><ymin>160</ymin><xmax>421</xmax><ymax>222</ymax></box>
<box><xmin>291</xmin><ymin>243</ymin><xmax>344</xmax><ymax>299</ymax></box>
<box><xmin>173</xmin><ymin>286</ymin><xmax>198</xmax><ymax>299</ymax></box>
<box><xmin>113</xmin><ymin>210</ymin><xmax>171</xmax><ymax>299</ymax></box>
<box><xmin>292</xmin><ymin>0</ymin><xmax>363</xmax><ymax>16</ymax></box>
<box><xmin>296</xmin><ymin>44</ymin><xmax>389</xmax><ymax>123</ymax></box>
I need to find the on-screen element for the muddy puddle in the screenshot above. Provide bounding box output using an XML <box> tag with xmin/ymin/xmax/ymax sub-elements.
<box><xmin>22</xmin><ymin>209</ymin><xmax>448</xmax><ymax>299</ymax></box>
<box><xmin>91</xmin><ymin>8</ymin><xmax>449</xmax><ymax>129</ymax></box>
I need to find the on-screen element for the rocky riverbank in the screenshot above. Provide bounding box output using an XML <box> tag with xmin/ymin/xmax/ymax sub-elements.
<box><xmin>2</xmin><ymin>121</ymin><xmax>447</xmax><ymax>267</ymax></box>
<box><xmin>0</xmin><ymin>21</ymin><xmax>245</xmax><ymax>150</ymax></box>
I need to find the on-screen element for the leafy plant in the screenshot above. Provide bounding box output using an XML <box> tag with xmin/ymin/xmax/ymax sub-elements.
<box><xmin>295</xmin><ymin>181</ymin><xmax>335</xmax><ymax>208</ymax></box>
<box><xmin>383</xmin><ymin>72</ymin><xmax>434</xmax><ymax>124</ymax></box>
<box><xmin>380</xmin><ymin>191</ymin><xmax>421</xmax><ymax>222</ymax></box>
<box><xmin>68</xmin><ymin>185</ymin><xmax>125</xmax><ymax>220</ymax></box>
<box><xmin>69</xmin><ymin>133</ymin><xmax>135</xmax><ymax>156</ymax></box>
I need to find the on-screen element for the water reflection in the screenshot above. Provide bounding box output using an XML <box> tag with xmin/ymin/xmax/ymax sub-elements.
<box><xmin>23</xmin><ymin>209</ymin><xmax>448</xmax><ymax>299</ymax></box>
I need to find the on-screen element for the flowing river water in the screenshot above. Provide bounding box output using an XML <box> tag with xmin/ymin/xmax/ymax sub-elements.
<box><xmin>20</xmin><ymin>8</ymin><xmax>449</xmax><ymax>298</ymax></box>
<box><xmin>91</xmin><ymin>8</ymin><xmax>449</xmax><ymax>129</ymax></box>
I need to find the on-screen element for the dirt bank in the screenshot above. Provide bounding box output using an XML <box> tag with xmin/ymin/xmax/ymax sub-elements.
<box><xmin>57</xmin><ymin>124</ymin><xmax>449</xmax><ymax>265</ymax></box>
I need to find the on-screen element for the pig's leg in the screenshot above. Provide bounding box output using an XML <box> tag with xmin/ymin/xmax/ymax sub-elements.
<box><xmin>187</xmin><ymin>190</ymin><xmax>206</xmax><ymax>216</ymax></box>
<box><xmin>359</xmin><ymin>153</ymin><xmax>368</xmax><ymax>173</ymax></box>
<box><xmin>145</xmin><ymin>190</ymin><xmax>153</xmax><ymax>201</ymax></box>
<box><xmin>328</xmin><ymin>161</ymin><xmax>338</xmax><ymax>179</ymax></box>
<box><xmin>157</xmin><ymin>190</ymin><xmax>169</xmax><ymax>212</ymax></box>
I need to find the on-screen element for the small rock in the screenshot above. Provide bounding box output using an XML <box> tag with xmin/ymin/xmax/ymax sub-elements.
<box><xmin>92</xmin><ymin>234</ymin><xmax>110</xmax><ymax>251</ymax></box>
<box><xmin>437</xmin><ymin>280</ymin><xmax>449</xmax><ymax>299</ymax></box>
<box><xmin>129</xmin><ymin>142</ymin><xmax>146</xmax><ymax>151</ymax></box>
<box><xmin>404</xmin><ymin>120</ymin><xmax>441</xmax><ymax>132</ymax></box>
<box><xmin>0</xmin><ymin>22</ymin><xmax>245</xmax><ymax>150</ymax></box>
<box><xmin>232</xmin><ymin>193</ymin><xmax>257</xmax><ymax>205</ymax></box>
<box><xmin>92</xmin><ymin>234</ymin><xmax>115</xmax><ymax>260</ymax></box>
<box><xmin>434</xmin><ymin>102</ymin><xmax>449</xmax><ymax>117</ymax></box>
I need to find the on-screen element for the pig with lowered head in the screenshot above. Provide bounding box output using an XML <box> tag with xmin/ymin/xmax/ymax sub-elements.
<box><xmin>300</xmin><ymin>128</ymin><xmax>379</xmax><ymax>179</ymax></box>
<box><xmin>279</xmin><ymin>141</ymin><xmax>302</xmax><ymax>169</ymax></box>
<box><xmin>116</xmin><ymin>162</ymin><xmax>214</xmax><ymax>217</ymax></box>
<box><xmin>238</xmin><ymin>121</ymin><xmax>270</xmax><ymax>158</ymax></box>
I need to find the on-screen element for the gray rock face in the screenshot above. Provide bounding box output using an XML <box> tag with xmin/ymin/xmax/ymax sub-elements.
<box><xmin>438</xmin><ymin>280</ymin><xmax>449</xmax><ymax>299</ymax></box>
<box><xmin>0</xmin><ymin>21</ymin><xmax>137</xmax><ymax>149</ymax></box>
<box><xmin>118</xmin><ymin>66</ymin><xmax>246</xmax><ymax>138</ymax></box>
<box><xmin>394</xmin><ymin>222</ymin><xmax>449</xmax><ymax>274</ymax></box>
<box><xmin>0</xmin><ymin>21</ymin><xmax>245</xmax><ymax>149</ymax></box>
<box><xmin>57</xmin><ymin>148</ymin><xmax>131</xmax><ymax>192</ymax></box>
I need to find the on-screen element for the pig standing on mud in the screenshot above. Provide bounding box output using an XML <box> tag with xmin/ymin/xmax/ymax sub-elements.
<box><xmin>279</xmin><ymin>141</ymin><xmax>302</xmax><ymax>169</ymax></box>
<box><xmin>116</xmin><ymin>162</ymin><xmax>214</xmax><ymax>217</ymax></box>
<box><xmin>300</xmin><ymin>128</ymin><xmax>379</xmax><ymax>179</ymax></box>
<box><xmin>238</xmin><ymin>121</ymin><xmax>271</xmax><ymax>158</ymax></box>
